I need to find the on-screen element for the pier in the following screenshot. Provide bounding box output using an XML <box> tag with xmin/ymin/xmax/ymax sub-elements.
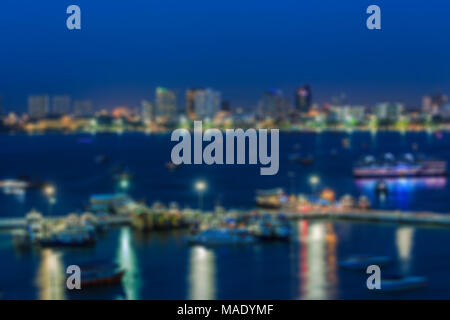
<box><xmin>0</xmin><ymin>215</ymin><xmax>131</xmax><ymax>230</ymax></box>
<box><xmin>1</xmin><ymin>208</ymin><xmax>450</xmax><ymax>231</ymax></box>
<box><xmin>285</xmin><ymin>209</ymin><xmax>450</xmax><ymax>227</ymax></box>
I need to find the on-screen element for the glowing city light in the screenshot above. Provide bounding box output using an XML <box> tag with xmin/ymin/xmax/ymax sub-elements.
<box><xmin>195</xmin><ymin>180</ymin><xmax>207</xmax><ymax>192</ymax></box>
<box><xmin>309</xmin><ymin>175</ymin><xmax>320</xmax><ymax>186</ymax></box>
<box><xmin>43</xmin><ymin>184</ymin><xmax>56</xmax><ymax>198</ymax></box>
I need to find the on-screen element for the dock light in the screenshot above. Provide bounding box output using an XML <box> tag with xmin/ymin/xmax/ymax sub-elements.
<box><xmin>43</xmin><ymin>184</ymin><xmax>56</xmax><ymax>198</ymax></box>
<box><xmin>119</xmin><ymin>178</ymin><xmax>130</xmax><ymax>190</ymax></box>
<box><xmin>195</xmin><ymin>181</ymin><xmax>206</xmax><ymax>192</ymax></box>
<box><xmin>195</xmin><ymin>180</ymin><xmax>207</xmax><ymax>210</ymax></box>
<box><xmin>309</xmin><ymin>175</ymin><xmax>320</xmax><ymax>195</ymax></box>
<box><xmin>309</xmin><ymin>175</ymin><xmax>320</xmax><ymax>186</ymax></box>
<box><xmin>43</xmin><ymin>184</ymin><xmax>56</xmax><ymax>215</ymax></box>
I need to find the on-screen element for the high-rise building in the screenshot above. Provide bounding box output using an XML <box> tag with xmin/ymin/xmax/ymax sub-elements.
<box><xmin>52</xmin><ymin>95</ymin><xmax>71</xmax><ymax>115</ymax></box>
<box><xmin>294</xmin><ymin>85</ymin><xmax>312</xmax><ymax>111</ymax></box>
<box><xmin>28</xmin><ymin>95</ymin><xmax>50</xmax><ymax>119</ymax></box>
<box><xmin>193</xmin><ymin>88</ymin><xmax>221</xmax><ymax>120</ymax></box>
<box><xmin>258</xmin><ymin>89</ymin><xmax>290</xmax><ymax>121</ymax></box>
<box><xmin>141</xmin><ymin>100</ymin><xmax>155</xmax><ymax>123</ymax></box>
<box><xmin>73</xmin><ymin>100</ymin><xmax>93</xmax><ymax>117</ymax></box>
<box><xmin>155</xmin><ymin>87</ymin><xmax>177</xmax><ymax>123</ymax></box>
<box><xmin>375</xmin><ymin>102</ymin><xmax>404</xmax><ymax>122</ymax></box>
<box><xmin>185</xmin><ymin>88</ymin><xmax>201</xmax><ymax>120</ymax></box>
<box><xmin>185</xmin><ymin>88</ymin><xmax>221</xmax><ymax>120</ymax></box>
<box><xmin>422</xmin><ymin>96</ymin><xmax>433</xmax><ymax>113</ymax></box>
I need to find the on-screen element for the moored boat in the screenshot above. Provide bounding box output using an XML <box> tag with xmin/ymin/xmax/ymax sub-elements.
<box><xmin>186</xmin><ymin>228</ymin><xmax>257</xmax><ymax>246</ymax></box>
<box><xmin>255</xmin><ymin>188</ymin><xmax>286</xmax><ymax>209</ymax></box>
<box><xmin>353</xmin><ymin>153</ymin><xmax>447</xmax><ymax>178</ymax></box>
<box><xmin>339</xmin><ymin>255</ymin><xmax>392</xmax><ymax>270</ymax></box>
<box><xmin>69</xmin><ymin>263</ymin><xmax>125</xmax><ymax>288</ymax></box>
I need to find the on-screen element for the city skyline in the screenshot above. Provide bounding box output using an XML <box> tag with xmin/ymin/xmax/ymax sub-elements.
<box><xmin>2</xmin><ymin>86</ymin><xmax>449</xmax><ymax>117</ymax></box>
<box><xmin>1</xmin><ymin>0</ymin><xmax>450</xmax><ymax>111</ymax></box>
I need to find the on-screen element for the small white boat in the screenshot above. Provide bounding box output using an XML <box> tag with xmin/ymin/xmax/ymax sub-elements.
<box><xmin>186</xmin><ymin>229</ymin><xmax>257</xmax><ymax>246</ymax></box>
<box><xmin>339</xmin><ymin>255</ymin><xmax>392</xmax><ymax>270</ymax></box>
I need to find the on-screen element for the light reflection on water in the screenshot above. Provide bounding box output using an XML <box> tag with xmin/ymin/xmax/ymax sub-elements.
<box><xmin>396</xmin><ymin>226</ymin><xmax>414</xmax><ymax>275</ymax></box>
<box><xmin>188</xmin><ymin>246</ymin><xmax>216</xmax><ymax>300</ymax></box>
<box><xmin>116</xmin><ymin>227</ymin><xmax>141</xmax><ymax>300</ymax></box>
<box><xmin>298</xmin><ymin>221</ymin><xmax>338</xmax><ymax>299</ymax></box>
<box><xmin>36</xmin><ymin>249</ymin><xmax>66</xmax><ymax>300</ymax></box>
<box><xmin>23</xmin><ymin>219</ymin><xmax>446</xmax><ymax>300</ymax></box>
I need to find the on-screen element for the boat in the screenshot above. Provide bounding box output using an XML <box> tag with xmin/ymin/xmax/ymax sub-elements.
<box><xmin>255</xmin><ymin>188</ymin><xmax>287</xmax><ymax>209</ymax></box>
<box><xmin>339</xmin><ymin>255</ymin><xmax>392</xmax><ymax>270</ymax></box>
<box><xmin>380</xmin><ymin>275</ymin><xmax>427</xmax><ymax>292</ymax></box>
<box><xmin>0</xmin><ymin>179</ymin><xmax>28</xmax><ymax>195</ymax></box>
<box><xmin>38</xmin><ymin>227</ymin><xmax>96</xmax><ymax>247</ymax></box>
<box><xmin>38</xmin><ymin>214</ymin><xmax>97</xmax><ymax>247</ymax></box>
<box><xmin>71</xmin><ymin>263</ymin><xmax>125</xmax><ymax>288</ymax></box>
<box><xmin>248</xmin><ymin>214</ymin><xmax>291</xmax><ymax>242</ymax></box>
<box><xmin>186</xmin><ymin>228</ymin><xmax>257</xmax><ymax>246</ymax></box>
<box><xmin>353</xmin><ymin>153</ymin><xmax>447</xmax><ymax>178</ymax></box>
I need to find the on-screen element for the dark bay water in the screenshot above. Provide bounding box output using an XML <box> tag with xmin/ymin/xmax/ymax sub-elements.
<box><xmin>0</xmin><ymin>131</ymin><xmax>450</xmax><ymax>299</ymax></box>
<box><xmin>1</xmin><ymin>131</ymin><xmax>450</xmax><ymax>215</ymax></box>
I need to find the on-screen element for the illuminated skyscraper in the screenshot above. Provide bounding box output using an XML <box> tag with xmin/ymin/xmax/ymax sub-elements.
<box><xmin>155</xmin><ymin>87</ymin><xmax>177</xmax><ymax>124</ymax></box>
<box><xmin>28</xmin><ymin>95</ymin><xmax>50</xmax><ymax>119</ymax></box>
<box><xmin>185</xmin><ymin>88</ymin><xmax>202</xmax><ymax>120</ymax></box>
<box><xmin>51</xmin><ymin>95</ymin><xmax>71</xmax><ymax>115</ymax></box>
<box><xmin>141</xmin><ymin>100</ymin><xmax>155</xmax><ymax>123</ymax></box>
<box><xmin>422</xmin><ymin>95</ymin><xmax>432</xmax><ymax>113</ymax></box>
<box><xmin>375</xmin><ymin>102</ymin><xmax>404</xmax><ymax>122</ymax></box>
<box><xmin>258</xmin><ymin>89</ymin><xmax>290</xmax><ymax>121</ymax></box>
<box><xmin>73</xmin><ymin>100</ymin><xmax>93</xmax><ymax>117</ymax></box>
<box><xmin>185</xmin><ymin>88</ymin><xmax>221</xmax><ymax>120</ymax></box>
<box><xmin>294</xmin><ymin>85</ymin><xmax>312</xmax><ymax>112</ymax></box>
<box><xmin>194</xmin><ymin>88</ymin><xmax>221</xmax><ymax>120</ymax></box>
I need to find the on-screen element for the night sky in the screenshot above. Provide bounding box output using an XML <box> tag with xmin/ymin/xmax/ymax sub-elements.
<box><xmin>1</xmin><ymin>0</ymin><xmax>450</xmax><ymax>112</ymax></box>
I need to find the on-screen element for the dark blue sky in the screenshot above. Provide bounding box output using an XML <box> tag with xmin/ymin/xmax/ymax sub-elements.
<box><xmin>1</xmin><ymin>0</ymin><xmax>450</xmax><ymax>112</ymax></box>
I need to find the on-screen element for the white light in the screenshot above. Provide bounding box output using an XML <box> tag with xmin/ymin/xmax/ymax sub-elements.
<box><xmin>195</xmin><ymin>181</ymin><xmax>207</xmax><ymax>192</ymax></box>
<box><xmin>309</xmin><ymin>175</ymin><xmax>320</xmax><ymax>186</ymax></box>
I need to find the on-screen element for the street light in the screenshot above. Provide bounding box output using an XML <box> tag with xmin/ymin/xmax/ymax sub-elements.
<box><xmin>43</xmin><ymin>184</ymin><xmax>56</xmax><ymax>198</ymax></box>
<box><xmin>43</xmin><ymin>184</ymin><xmax>56</xmax><ymax>215</ymax></box>
<box><xmin>309</xmin><ymin>175</ymin><xmax>320</xmax><ymax>195</ymax></box>
<box><xmin>195</xmin><ymin>180</ymin><xmax>207</xmax><ymax>210</ymax></box>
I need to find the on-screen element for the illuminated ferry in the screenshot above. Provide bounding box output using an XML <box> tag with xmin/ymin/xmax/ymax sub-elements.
<box><xmin>353</xmin><ymin>153</ymin><xmax>447</xmax><ymax>178</ymax></box>
<box><xmin>255</xmin><ymin>188</ymin><xmax>287</xmax><ymax>209</ymax></box>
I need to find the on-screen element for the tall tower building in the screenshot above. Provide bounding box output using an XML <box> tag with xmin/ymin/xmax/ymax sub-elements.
<box><xmin>73</xmin><ymin>100</ymin><xmax>93</xmax><ymax>117</ymax></box>
<box><xmin>259</xmin><ymin>89</ymin><xmax>290</xmax><ymax>121</ymax></box>
<box><xmin>28</xmin><ymin>95</ymin><xmax>50</xmax><ymax>119</ymax></box>
<box><xmin>52</xmin><ymin>95</ymin><xmax>71</xmax><ymax>115</ymax></box>
<box><xmin>155</xmin><ymin>87</ymin><xmax>177</xmax><ymax>124</ymax></box>
<box><xmin>194</xmin><ymin>88</ymin><xmax>221</xmax><ymax>120</ymax></box>
<box><xmin>141</xmin><ymin>100</ymin><xmax>155</xmax><ymax>123</ymax></box>
<box><xmin>422</xmin><ymin>96</ymin><xmax>432</xmax><ymax>113</ymax></box>
<box><xmin>185</xmin><ymin>88</ymin><xmax>201</xmax><ymax>120</ymax></box>
<box><xmin>185</xmin><ymin>88</ymin><xmax>221</xmax><ymax>120</ymax></box>
<box><xmin>294</xmin><ymin>85</ymin><xmax>312</xmax><ymax>112</ymax></box>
